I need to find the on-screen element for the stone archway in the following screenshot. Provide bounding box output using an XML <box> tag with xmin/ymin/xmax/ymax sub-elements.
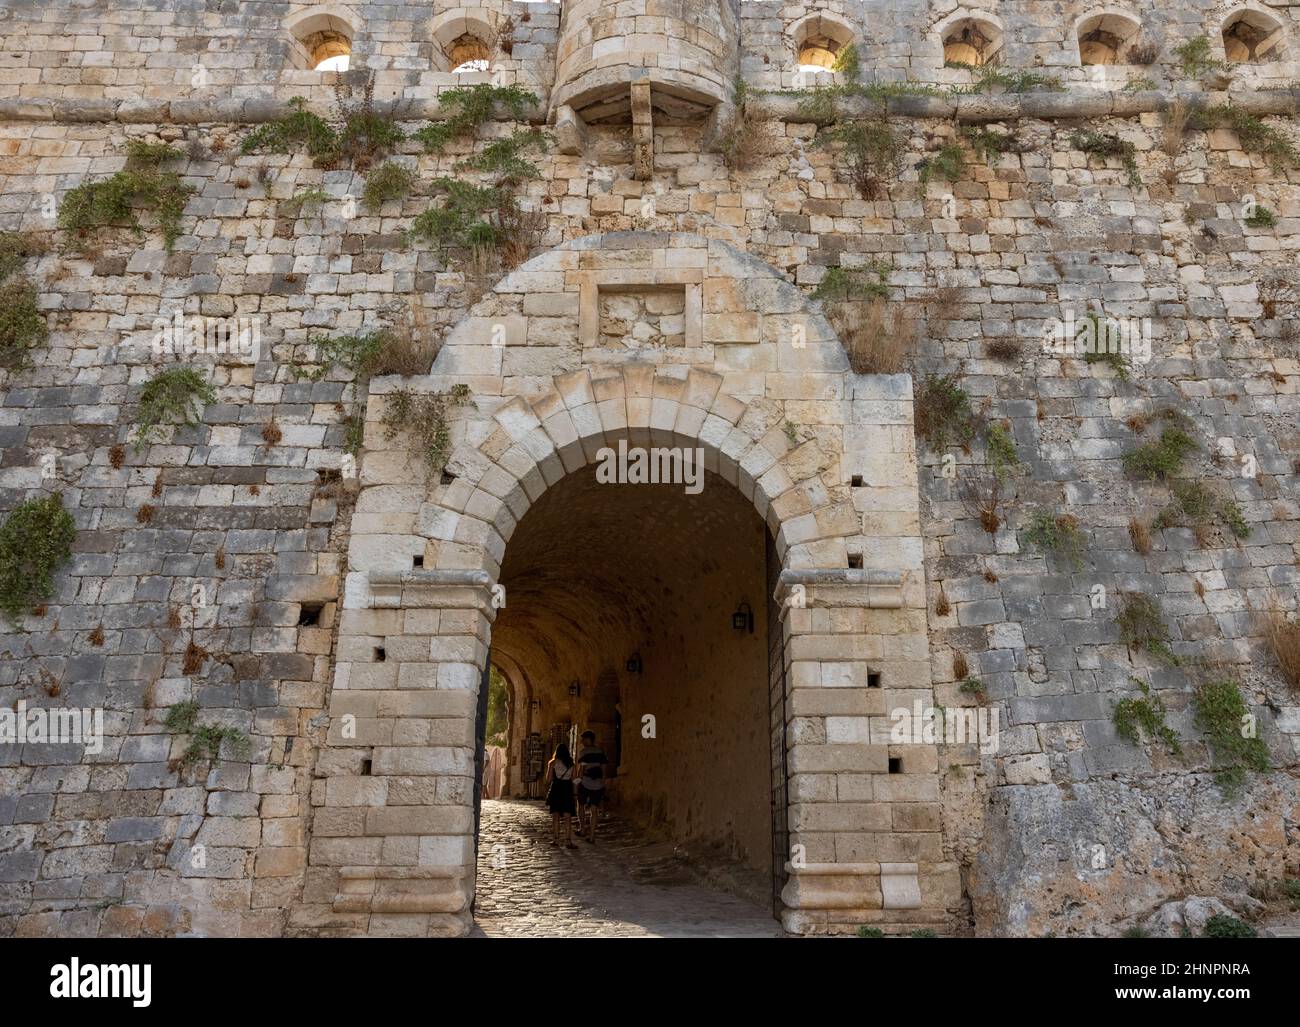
<box><xmin>292</xmin><ymin>234</ymin><xmax>958</xmax><ymax>937</ymax></box>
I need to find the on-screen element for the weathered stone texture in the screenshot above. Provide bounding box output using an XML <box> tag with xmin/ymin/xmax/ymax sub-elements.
<box><xmin>0</xmin><ymin>0</ymin><xmax>1297</xmax><ymax>938</ymax></box>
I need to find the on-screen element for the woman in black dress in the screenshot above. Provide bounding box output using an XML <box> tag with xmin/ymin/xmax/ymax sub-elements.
<box><xmin>545</xmin><ymin>743</ymin><xmax>578</xmax><ymax>848</ymax></box>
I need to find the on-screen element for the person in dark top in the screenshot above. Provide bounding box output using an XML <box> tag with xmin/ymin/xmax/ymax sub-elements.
<box><xmin>575</xmin><ymin>730</ymin><xmax>608</xmax><ymax>844</ymax></box>
<box><xmin>544</xmin><ymin>743</ymin><xmax>577</xmax><ymax>848</ymax></box>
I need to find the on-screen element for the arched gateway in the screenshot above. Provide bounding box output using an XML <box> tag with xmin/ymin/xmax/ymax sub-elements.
<box><xmin>292</xmin><ymin>233</ymin><xmax>958</xmax><ymax>936</ymax></box>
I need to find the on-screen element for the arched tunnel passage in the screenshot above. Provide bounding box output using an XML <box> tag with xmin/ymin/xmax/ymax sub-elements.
<box><xmin>472</xmin><ymin>459</ymin><xmax>787</xmax><ymax>936</ymax></box>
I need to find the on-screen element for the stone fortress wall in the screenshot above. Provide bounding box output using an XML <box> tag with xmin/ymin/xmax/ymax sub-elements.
<box><xmin>0</xmin><ymin>0</ymin><xmax>1297</xmax><ymax>936</ymax></box>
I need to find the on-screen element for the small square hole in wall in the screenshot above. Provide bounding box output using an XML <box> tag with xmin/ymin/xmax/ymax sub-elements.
<box><xmin>441</xmin><ymin>470</ymin><xmax>456</xmax><ymax>485</ymax></box>
<box><xmin>867</xmin><ymin>672</ymin><xmax>882</xmax><ymax>689</ymax></box>
<box><xmin>297</xmin><ymin>603</ymin><xmax>323</xmax><ymax>627</ymax></box>
<box><xmin>412</xmin><ymin>555</ymin><xmax>424</xmax><ymax>570</ymax></box>
<box><xmin>374</xmin><ymin>646</ymin><xmax>386</xmax><ymax>662</ymax></box>
<box><xmin>848</xmin><ymin>553</ymin><xmax>863</xmax><ymax>569</ymax></box>
<box><xmin>888</xmin><ymin>757</ymin><xmax>903</xmax><ymax>774</ymax></box>
<box><xmin>361</xmin><ymin>758</ymin><xmax>372</xmax><ymax>776</ymax></box>
<box><xmin>851</xmin><ymin>475</ymin><xmax>864</xmax><ymax>487</ymax></box>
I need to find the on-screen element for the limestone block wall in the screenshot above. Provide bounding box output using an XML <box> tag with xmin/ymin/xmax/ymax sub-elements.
<box><xmin>738</xmin><ymin>1</ymin><xmax>1300</xmax><ymax>89</ymax></box>
<box><xmin>0</xmin><ymin>0</ymin><xmax>559</xmax><ymax>104</ymax></box>
<box><xmin>0</xmin><ymin>0</ymin><xmax>1297</xmax><ymax>938</ymax></box>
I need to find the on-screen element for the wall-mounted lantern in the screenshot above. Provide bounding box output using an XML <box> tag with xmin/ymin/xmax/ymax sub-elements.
<box><xmin>732</xmin><ymin>601</ymin><xmax>754</xmax><ymax>634</ymax></box>
<box><xmin>625</xmin><ymin>653</ymin><xmax>642</xmax><ymax>674</ymax></box>
<box><xmin>568</xmin><ymin>681</ymin><xmax>581</xmax><ymax>698</ymax></box>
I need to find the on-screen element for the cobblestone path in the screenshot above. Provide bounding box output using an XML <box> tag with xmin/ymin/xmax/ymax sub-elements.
<box><xmin>471</xmin><ymin>798</ymin><xmax>784</xmax><ymax>938</ymax></box>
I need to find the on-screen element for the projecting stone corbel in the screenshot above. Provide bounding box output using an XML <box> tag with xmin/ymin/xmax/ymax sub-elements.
<box><xmin>774</xmin><ymin>568</ymin><xmax>905</xmax><ymax>611</ymax></box>
<box><xmin>366</xmin><ymin>568</ymin><xmax>498</xmax><ymax>613</ymax></box>
<box><xmin>631</xmin><ymin>77</ymin><xmax>653</xmax><ymax>180</ymax></box>
<box><xmin>334</xmin><ymin>866</ymin><xmax>469</xmax><ymax>915</ymax></box>
<box><xmin>702</xmin><ymin>100</ymin><xmax>736</xmax><ymax>154</ymax></box>
<box><xmin>553</xmin><ymin>103</ymin><xmax>587</xmax><ymax>156</ymax></box>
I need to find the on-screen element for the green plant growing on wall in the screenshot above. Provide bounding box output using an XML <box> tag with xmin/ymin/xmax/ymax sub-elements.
<box><xmin>1193</xmin><ymin>679</ymin><xmax>1270</xmax><ymax>795</ymax></box>
<box><xmin>918</xmin><ymin>141</ymin><xmax>964</xmax><ymax>186</ymax></box>
<box><xmin>1283</xmin><ymin>878</ymin><xmax>1300</xmax><ymax>910</ymax></box>
<box><xmin>1203</xmin><ymin>914</ymin><xmax>1256</xmax><ymax>938</ymax></box>
<box><xmin>408</xmin><ymin>178</ymin><xmax>514</xmax><ymax>259</ymax></box>
<box><xmin>821</xmin><ymin>120</ymin><xmax>905</xmax><ymax>199</ymax></box>
<box><xmin>945</xmin><ymin>63</ymin><xmax>1064</xmax><ymax>94</ymax></box>
<box><xmin>1245</xmin><ymin>205</ymin><xmax>1278</xmax><ymax>229</ymax></box>
<box><xmin>163</xmin><ymin>701</ymin><xmax>250</xmax><ymax>768</ymax></box>
<box><xmin>241</xmin><ymin>97</ymin><xmax>339</xmax><ymax>161</ymax></box>
<box><xmin>456</xmin><ymin>128</ymin><xmax>551</xmax><ymax>181</ymax></box>
<box><xmin>1113</xmin><ymin>679</ymin><xmax>1183</xmax><ymax>756</ymax></box>
<box><xmin>1070</xmin><ymin>129</ymin><xmax>1142</xmax><ymax>188</ymax></box>
<box><xmin>1083</xmin><ymin>349</ymin><xmax>1132</xmax><ymax>380</ymax></box>
<box><xmin>1216</xmin><ymin>501</ymin><xmax>1248</xmax><ymax>543</ymax></box>
<box><xmin>410</xmin><ymin>92</ymin><xmax>547</xmax><ymax>275</ymax></box>
<box><xmin>915</xmin><ymin>374</ymin><xmax>979</xmax><ymax>452</ymax></box>
<box><xmin>795</xmin><ymin>87</ymin><xmax>842</xmax><ymax>127</ymax></box>
<box><xmin>0</xmin><ymin>230</ymin><xmax>48</xmax><ymax>368</ymax></box>
<box><xmin>1154</xmin><ymin>480</ymin><xmax>1251</xmax><ymax>543</ymax></box>
<box><xmin>163</xmin><ymin>700</ymin><xmax>199</xmax><ymax>731</ymax></box>
<box><xmin>361</xmin><ymin>160</ymin><xmax>417</xmax><ymax>210</ymax></box>
<box><xmin>1123</xmin><ymin>426</ymin><xmax>1198</xmax><ymax>480</ymax></box>
<box><xmin>0</xmin><ymin>230</ymin><xmax>44</xmax><ymax>284</ymax></box>
<box><xmin>720</xmin><ymin>77</ymin><xmax>770</xmax><ymax>170</ymax></box>
<box><xmin>984</xmin><ymin>422</ymin><xmax>1020</xmax><ymax>481</ymax></box>
<box><xmin>341</xmin><ymin>412</ymin><xmax>365</xmax><ymax>457</ymax></box>
<box><xmin>415</xmin><ymin>84</ymin><xmax>539</xmax><ymax>152</ymax></box>
<box><xmin>334</xmin><ymin>78</ymin><xmax>406</xmax><ymax>170</ymax></box>
<box><xmin>1173</xmin><ymin>36</ymin><xmax>1228</xmax><ymax>79</ymax></box>
<box><xmin>132</xmin><ymin>366</ymin><xmax>218</xmax><ymax>452</ymax></box>
<box><xmin>832</xmin><ymin>42</ymin><xmax>861</xmax><ymax>81</ymax></box>
<box><xmin>1079</xmin><ymin>315</ymin><xmax>1133</xmax><ymax>380</ymax></box>
<box><xmin>1023</xmin><ymin>511</ymin><xmax>1086</xmax><ymax>571</ymax></box>
<box><xmin>298</xmin><ymin>317</ymin><xmax>437</xmax><ymax>384</ymax></box>
<box><xmin>58</xmin><ymin>140</ymin><xmax>194</xmax><ymax>252</ymax></box>
<box><xmin>959</xmin><ymin>679</ymin><xmax>987</xmax><ymax>701</ymax></box>
<box><xmin>383</xmin><ymin>384</ymin><xmax>472</xmax><ymax>478</ymax></box>
<box><xmin>960</xmin><ymin>125</ymin><xmax>1024</xmax><ymax>163</ymax></box>
<box><xmin>812</xmin><ymin>264</ymin><xmax>892</xmax><ymax>303</ymax></box>
<box><xmin>281</xmin><ymin>187</ymin><xmax>331</xmax><ymax>215</ymax></box>
<box><xmin>1116</xmin><ymin>592</ymin><xmax>1179</xmax><ymax>665</ymax></box>
<box><xmin>299</xmin><ymin>330</ymin><xmax>387</xmax><ymax>382</ymax></box>
<box><xmin>1122</xmin><ymin>76</ymin><xmax>1158</xmax><ymax>93</ymax></box>
<box><xmin>1188</xmin><ymin>105</ymin><xmax>1300</xmax><ymax>171</ymax></box>
<box><xmin>0</xmin><ymin>279</ymin><xmax>48</xmax><ymax>371</ymax></box>
<box><xmin>0</xmin><ymin>493</ymin><xmax>76</xmax><ymax>623</ymax></box>
<box><xmin>243</xmin><ymin>79</ymin><xmax>407</xmax><ymax>170</ymax></box>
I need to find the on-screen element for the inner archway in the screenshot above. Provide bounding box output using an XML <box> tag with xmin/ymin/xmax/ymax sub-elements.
<box><xmin>471</xmin><ymin>457</ymin><xmax>784</xmax><ymax>935</ymax></box>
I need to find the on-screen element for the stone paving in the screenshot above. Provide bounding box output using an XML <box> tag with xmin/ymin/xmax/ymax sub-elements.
<box><xmin>470</xmin><ymin>799</ymin><xmax>785</xmax><ymax>938</ymax></box>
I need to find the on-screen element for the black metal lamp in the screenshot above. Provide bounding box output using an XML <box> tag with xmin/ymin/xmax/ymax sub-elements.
<box><xmin>568</xmin><ymin>680</ymin><xmax>580</xmax><ymax>698</ymax></box>
<box><xmin>732</xmin><ymin>602</ymin><xmax>754</xmax><ymax>634</ymax></box>
<box><xmin>626</xmin><ymin>652</ymin><xmax>642</xmax><ymax>673</ymax></box>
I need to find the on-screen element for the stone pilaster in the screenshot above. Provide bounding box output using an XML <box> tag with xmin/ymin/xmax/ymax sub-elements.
<box><xmin>299</xmin><ymin>570</ymin><xmax>496</xmax><ymax>937</ymax></box>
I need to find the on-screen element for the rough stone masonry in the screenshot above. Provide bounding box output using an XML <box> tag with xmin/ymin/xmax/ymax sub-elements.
<box><xmin>0</xmin><ymin>0</ymin><xmax>1296</xmax><ymax>937</ymax></box>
